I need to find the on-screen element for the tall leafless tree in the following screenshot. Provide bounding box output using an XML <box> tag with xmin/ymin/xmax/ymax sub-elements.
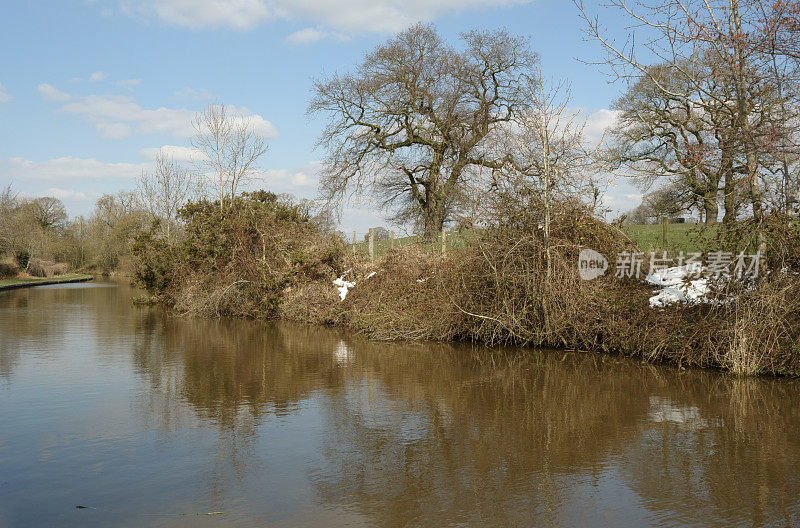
<box><xmin>137</xmin><ymin>150</ymin><xmax>196</xmax><ymax>243</ymax></box>
<box><xmin>608</xmin><ymin>58</ymin><xmax>747</xmax><ymax>224</ymax></box>
<box><xmin>191</xmin><ymin>102</ymin><xmax>269</xmax><ymax>211</ymax></box>
<box><xmin>309</xmin><ymin>23</ymin><xmax>539</xmax><ymax>241</ymax></box>
<box><xmin>494</xmin><ymin>74</ymin><xmax>594</xmax><ymax>280</ymax></box>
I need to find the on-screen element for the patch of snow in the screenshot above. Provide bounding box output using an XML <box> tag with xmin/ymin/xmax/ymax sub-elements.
<box><xmin>333</xmin><ymin>275</ymin><xmax>356</xmax><ymax>301</ymax></box>
<box><xmin>649</xmin><ymin>278</ymin><xmax>710</xmax><ymax>308</ymax></box>
<box><xmin>646</xmin><ymin>265</ymin><xmax>714</xmax><ymax>308</ymax></box>
<box><xmin>645</xmin><ymin>264</ymin><xmax>701</xmax><ymax>287</ymax></box>
<box><xmin>367</xmin><ymin>271</ymin><xmax>377</xmax><ymax>279</ymax></box>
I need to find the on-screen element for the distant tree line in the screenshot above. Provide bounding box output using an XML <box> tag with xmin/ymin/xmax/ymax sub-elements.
<box><xmin>0</xmin><ymin>101</ymin><xmax>273</xmax><ymax>274</ymax></box>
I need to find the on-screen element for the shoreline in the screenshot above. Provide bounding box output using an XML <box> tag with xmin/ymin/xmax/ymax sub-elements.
<box><xmin>0</xmin><ymin>274</ymin><xmax>95</xmax><ymax>292</ymax></box>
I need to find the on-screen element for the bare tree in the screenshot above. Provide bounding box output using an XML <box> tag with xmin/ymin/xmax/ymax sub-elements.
<box><xmin>27</xmin><ymin>197</ymin><xmax>67</xmax><ymax>231</ymax></box>
<box><xmin>574</xmin><ymin>0</ymin><xmax>800</xmax><ymax>248</ymax></box>
<box><xmin>137</xmin><ymin>150</ymin><xmax>196</xmax><ymax>243</ymax></box>
<box><xmin>191</xmin><ymin>102</ymin><xmax>269</xmax><ymax>211</ymax></box>
<box><xmin>309</xmin><ymin>24</ymin><xmax>538</xmax><ymax>241</ymax></box>
<box><xmin>627</xmin><ymin>184</ymin><xmax>694</xmax><ymax>224</ymax></box>
<box><xmin>495</xmin><ymin>75</ymin><xmax>592</xmax><ymax>280</ymax></box>
<box><xmin>607</xmin><ymin>58</ymin><xmax>744</xmax><ymax>224</ymax></box>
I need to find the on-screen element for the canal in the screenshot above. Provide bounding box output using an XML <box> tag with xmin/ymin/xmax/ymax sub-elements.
<box><xmin>1</xmin><ymin>281</ymin><xmax>799</xmax><ymax>526</ymax></box>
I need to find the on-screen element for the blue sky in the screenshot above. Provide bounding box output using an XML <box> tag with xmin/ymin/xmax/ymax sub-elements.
<box><xmin>0</xmin><ymin>0</ymin><xmax>641</xmax><ymax>232</ymax></box>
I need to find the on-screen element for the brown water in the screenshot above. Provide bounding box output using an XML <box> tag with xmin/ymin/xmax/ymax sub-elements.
<box><xmin>1</xmin><ymin>282</ymin><xmax>799</xmax><ymax>527</ymax></box>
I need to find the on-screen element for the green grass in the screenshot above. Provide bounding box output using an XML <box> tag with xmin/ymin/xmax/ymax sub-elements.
<box><xmin>620</xmin><ymin>223</ymin><xmax>717</xmax><ymax>254</ymax></box>
<box><xmin>0</xmin><ymin>274</ymin><xmax>94</xmax><ymax>289</ymax></box>
<box><xmin>350</xmin><ymin>222</ymin><xmax>715</xmax><ymax>259</ymax></box>
<box><xmin>351</xmin><ymin>230</ymin><xmax>478</xmax><ymax>258</ymax></box>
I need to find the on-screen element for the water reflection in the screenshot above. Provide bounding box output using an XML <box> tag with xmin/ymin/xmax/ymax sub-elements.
<box><xmin>0</xmin><ymin>282</ymin><xmax>799</xmax><ymax>527</ymax></box>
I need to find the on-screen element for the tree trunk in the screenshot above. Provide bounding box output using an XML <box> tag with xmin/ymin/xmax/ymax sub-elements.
<box><xmin>721</xmin><ymin>138</ymin><xmax>737</xmax><ymax>223</ymax></box>
<box><xmin>723</xmin><ymin>171</ymin><xmax>737</xmax><ymax>223</ymax></box>
<box><xmin>422</xmin><ymin>190</ymin><xmax>446</xmax><ymax>242</ymax></box>
<box><xmin>704</xmin><ymin>193</ymin><xmax>718</xmax><ymax>225</ymax></box>
<box><xmin>730</xmin><ymin>0</ymin><xmax>765</xmax><ymax>253</ymax></box>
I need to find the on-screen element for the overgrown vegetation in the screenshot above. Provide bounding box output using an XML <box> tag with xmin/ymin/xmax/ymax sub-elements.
<box><xmin>132</xmin><ymin>191</ymin><xmax>345</xmax><ymax>318</ymax></box>
<box><xmin>335</xmin><ymin>207</ymin><xmax>800</xmax><ymax>376</ymax></box>
<box><xmin>129</xmin><ymin>188</ymin><xmax>800</xmax><ymax>377</ymax></box>
<box><xmin>0</xmin><ymin>185</ymin><xmax>150</xmax><ymax>277</ymax></box>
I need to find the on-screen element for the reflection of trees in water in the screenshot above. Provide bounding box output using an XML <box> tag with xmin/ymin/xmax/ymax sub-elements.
<box><xmin>0</xmin><ymin>283</ymin><xmax>149</xmax><ymax>379</ymax></box>
<box><xmin>129</xmin><ymin>312</ymin><xmax>352</xmax><ymax>502</ymax></box>
<box><xmin>131</xmin><ymin>316</ymin><xmax>349</xmax><ymax>425</ymax></box>
<box><xmin>309</xmin><ymin>348</ymin><xmax>800</xmax><ymax>527</ymax></box>
<box><xmin>621</xmin><ymin>374</ymin><xmax>800</xmax><ymax>527</ymax></box>
<box><xmin>310</xmin><ymin>346</ymin><xmax>653</xmax><ymax>526</ymax></box>
<box><xmin>87</xmin><ymin>284</ymin><xmax>800</xmax><ymax>527</ymax></box>
<box><xmin>0</xmin><ymin>290</ymin><xmax>62</xmax><ymax>379</ymax></box>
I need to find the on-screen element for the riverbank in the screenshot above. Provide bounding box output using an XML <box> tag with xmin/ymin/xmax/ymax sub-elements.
<box><xmin>0</xmin><ymin>274</ymin><xmax>94</xmax><ymax>291</ymax></box>
<box><xmin>129</xmin><ymin>194</ymin><xmax>800</xmax><ymax>378</ymax></box>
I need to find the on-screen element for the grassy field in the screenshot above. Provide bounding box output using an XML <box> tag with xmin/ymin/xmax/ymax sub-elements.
<box><xmin>351</xmin><ymin>230</ymin><xmax>478</xmax><ymax>258</ymax></box>
<box><xmin>0</xmin><ymin>274</ymin><xmax>94</xmax><ymax>289</ymax></box>
<box><xmin>620</xmin><ymin>223</ymin><xmax>717</xmax><ymax>254</ymax></box>
<box><xmin>351</xmin><ymin>222</ymin><xmax>714</xmax><ymax>258</ymax></box>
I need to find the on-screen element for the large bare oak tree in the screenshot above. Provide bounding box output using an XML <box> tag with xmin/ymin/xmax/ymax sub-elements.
<box><xmin>309</xmin><ymin>23</ymin><xmax>539</xmax><ymax>240</ymax></box>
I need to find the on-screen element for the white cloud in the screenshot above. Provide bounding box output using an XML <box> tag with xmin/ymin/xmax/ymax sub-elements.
<box><xmin>265</xmin><ymin>168</ymin><xmax>315</xmax><ymax>187</ymax></box>
<box><xmin>0</xmin><ymin>82</ymin><xmax>11</xmax><ymax>103</ymax></box>
<box><xmin>229</xmin><ymin>107</ymin><xmax>279</xmax><ymax>138</ymax></box>
<box><xmin>43</xmin><ymin>188</ymin><xmax>102</xmax><ymax>202</ymax></box>
<box><xmin>583</xmin><ymin>108</ymin><xmax>620</xmax><ymax>146</ymax></box>
<box><xmin>174</xmin><ymin>87</ymin><xmax>214</xmax><ymax>100</ymax></box>
<box><xmin>89</xmin><ymin>71</ymin><xmax>107</xmax><ymax>82</ymax></box>
<box><xmin>139</xmin><ymin>145</ymin><xmax>205</xmax><ymax>162</ymax></box>
<box><xmin>58</xmin><ymin>94</ymin><xmax>194</xmax><ymax>139</ymax></box>
<box><xmin>56</xmin><ymin>93</ymin><xmax>278</xmax><ymax>140</ymax></box>
<box><xmin>286</xmin><ymin>27</ymin><xmax>350</xmax><ymax>45</ymax></box>
<box><xmin>261</xmin><ymin>161</ymin><xmax>322</xmax><ymax>194</ymax></box>
<box><xmin>277</xmin><ymin>0</ymin><xmax>531</xmax><ymax>32</ymax></box>
<box><xmin>121</xmin><ymin>0</ymin><xmax>273</xmax><ymax>30</ymax></box>
<box><xmin>114</xmin><ymin>0</ymin><xmax>531</xmax><ymax>32</ymax></box>
<box><xmin>1</xmin><ymin>156</ymin><xmax>148</xmax><ymax>181</ymax></box>
<box><xmin>38</xmin><ymin>83</ymin><xmax>72</xmax><ymax>102</ymax></box>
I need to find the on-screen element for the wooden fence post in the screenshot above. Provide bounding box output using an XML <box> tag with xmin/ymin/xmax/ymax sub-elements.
<box><xmin>352</xmin><ymin>230</ymin><xmax>356</xmax><ymax>256</ymax></box>
<box><xmin>662</xmin><ymin>217</ymin><xmax>668</xmax><ymax>249</ymax></box>
<box><xmin>391</xmin><ymin>230</ymin><xmax>394</xmax><ymax>249</ymax></box>
<box><xmin>441</xmin><ymin>226</ymin><xmax>446</xmax><ymax>255</ymax></box>
<box><xmin>369</xmin><ymin>228</ymin><xmax>374</xmax><ymax>261</ymax></box>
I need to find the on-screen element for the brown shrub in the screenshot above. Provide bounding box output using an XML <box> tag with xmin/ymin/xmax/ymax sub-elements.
<box><xmin>27</xmin><ymin>258</ymin><xmax>49</xmax><ymax>277</ymax></box>
<box><xmin>716</xmin><ymin>278</ymin><xmax>800</xmax><ymax>376</ymax></box>
<box><xmin>171</xmin><ymin>276</ymin><xmax>265</xmax><ymax>318</ymax></box>
<box><xmin>48</xmin><ymin>262</ymin><xmax>69</xmax><ymax>276</ymax></box>
<box><xmin>0</xmin><ymin>261</ymin><xmax>19</xmax><ymax>278</ymax></box>
<box><xmin>342</xmin><ymin>246</ymin><xmax>461</xmax><ymax>340</ymax></box>
<box><xmin>26</xmin><ymin>258</ymin><xmax>70</xmax><ymax>278</ymax></box>
<box><xmin>279</xmin><ymin>282</ymin><xmax>344</xmax><ymax>326</ymax></box>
